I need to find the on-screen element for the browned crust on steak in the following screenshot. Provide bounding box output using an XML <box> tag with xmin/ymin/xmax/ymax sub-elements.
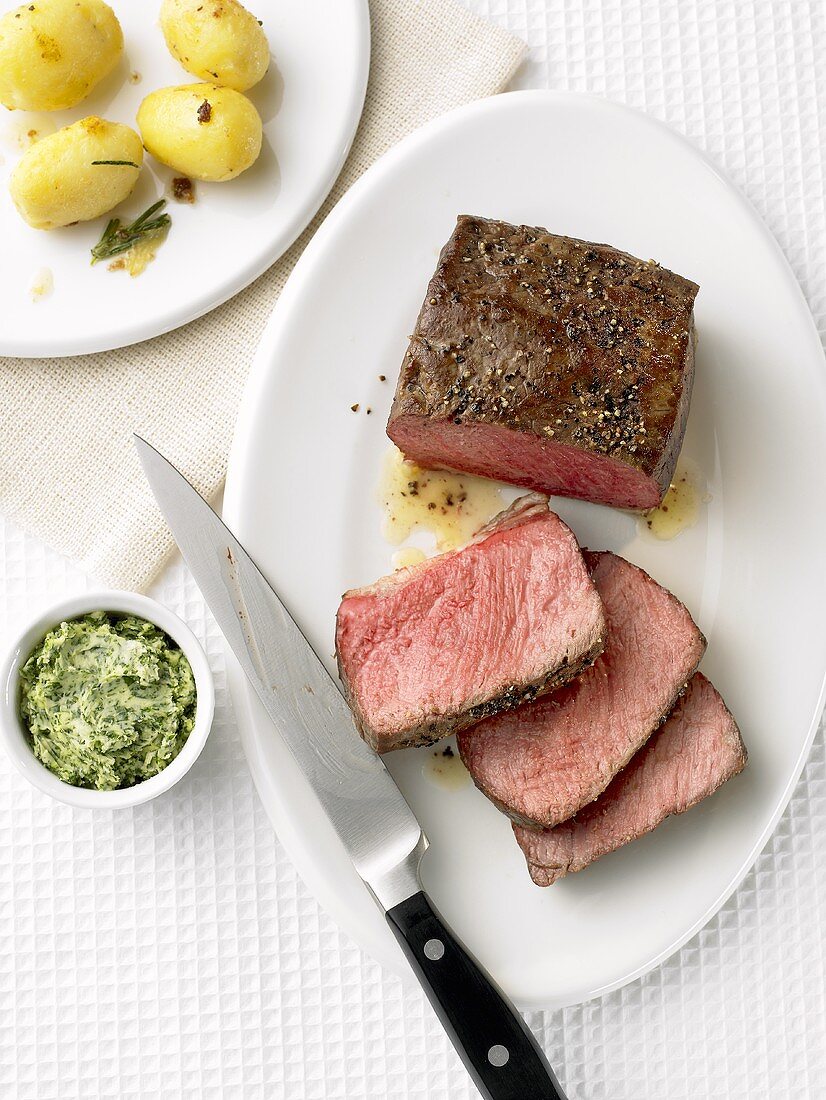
<box><xmin>338</xmin><ymin>622</ymin><xmax>605</xmax><ymax>754</ymax></box>
<box><xmin>388</xmin><ymin>215</ymin><xmax>699</xmax><ymax>504</ymax></box>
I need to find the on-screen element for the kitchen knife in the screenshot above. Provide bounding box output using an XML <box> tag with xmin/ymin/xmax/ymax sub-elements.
<box><xmin>135</xmin><ymin>435</ymin><xmax>568</xmax><ymax>1100</ymax></box>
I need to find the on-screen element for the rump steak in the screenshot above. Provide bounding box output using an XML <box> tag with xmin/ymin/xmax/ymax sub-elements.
<box><xmin>456</xmin><ymin>550</ymin><xmax>706</xmax><ymax>827</ymax></box>
<box><xmin>388</xmin><ymin>215</ymin><xmax>699</xmax><ymax>510</ymax></box>
<box><xmin>513</xmin><ymin>673</ymin><xmax>747</xmax><ymax>885</ymax></box>
<box><xmin>335</xmin><ymin>494</ymin><xmax>606</xmax><ymax>753</ymax></box>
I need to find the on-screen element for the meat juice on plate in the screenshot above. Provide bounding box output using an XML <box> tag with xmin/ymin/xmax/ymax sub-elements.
<box><xmin>379</xmin><ymin>444</ymin><xmax>504</xmax><ymax>556</ymax></box>
<box><xmin>639</xmin><ymin>456</ymin><xmax>710</xmax><ymax>541</ymax></box>
<box><xmin>422</xmin><ymin>744</ymin><xmax>471</xmax><ymax>791</ymax></box>
<box><xmin>1</xmin><ymin>114</ymin><xmax>57</xmax><ymax>152</ymax></box>
<box><xmin>391</xmin><ymin>547</ymin><xmax>427</xmax><ymax>571</ymax></box>
<box><xmin>29</xmin><ymin>267</ymin><xmax>53</xmax><ymax>302</ymax></box>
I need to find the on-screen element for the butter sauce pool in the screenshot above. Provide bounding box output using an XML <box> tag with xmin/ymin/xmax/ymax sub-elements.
<box><xmin>379</xmin><ymin>444</ymin><xmax>504</xmax><ymax>554</ymax></box>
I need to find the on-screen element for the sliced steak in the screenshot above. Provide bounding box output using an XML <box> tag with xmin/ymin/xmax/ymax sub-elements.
<box><xmin>457</xmin><ymin>550</ymin><xmax>706</xmax><ymax>827</ymax></box>
<box><xmin>335</xmin><ymin>494</ymin><xmax>606</xmax><ymax>753</ymax></box>
<box><xmin>513</xmin><ymin>673</ymin><xmax>746</xmax><ymax>885</ymax></box>
<box><xmin>388</xmin><ymin>215</ymin><xmax>699</xmax><ymax>511</ymax></box>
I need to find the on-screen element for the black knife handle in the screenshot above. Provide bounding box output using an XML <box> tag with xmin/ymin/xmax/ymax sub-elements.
<box><xmin>386</xmin><ymin>891</ymin><xmax>567</xmax><ymax>1100</ymax></box>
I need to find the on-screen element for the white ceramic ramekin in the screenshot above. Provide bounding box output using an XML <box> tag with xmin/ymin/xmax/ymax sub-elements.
<box><xmin>0</xmin><ymin>590</ymin><xmax>215</xmax><ymax>809</ymax></box>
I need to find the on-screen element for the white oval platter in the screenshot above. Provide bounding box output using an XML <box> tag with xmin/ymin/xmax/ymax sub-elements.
<box><xmin>223</xmin><ymin>91</ymin><xmax>826</xmax><ymax>1009</ymax></box>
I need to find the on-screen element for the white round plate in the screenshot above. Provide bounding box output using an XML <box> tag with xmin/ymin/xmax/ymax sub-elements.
<box><xmin>0</xmin><ymin>0</ymin><xmax>369</xmax><ymax>358</ymax></box>
<box><xmin>223</xmin><ymin>91</ymin><xmax>826</xmax><ymax>1009</ymax></box>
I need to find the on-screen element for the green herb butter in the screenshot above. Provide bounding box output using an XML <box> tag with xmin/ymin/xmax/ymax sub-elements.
<box><xmin>19</xmin><ymin>611</ymin><xmax>197</xmax><ymax>792</ymax></box>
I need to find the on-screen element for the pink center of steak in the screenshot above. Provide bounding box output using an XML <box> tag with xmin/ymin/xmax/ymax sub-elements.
<box><xmin>457</xmin><ymin>550</ymin><xmax>706</xmax><ymax>827</ymax></box>
<box><xmin>335</xmin><ymin>501</ymin><xmax>604</xmax><ymax>747</ymax></box>
<box><xmin>389</xmin><ymin>417</ymin><xmax>662</xmax><ymax>510</ymax></box>
<box><xmin>513</xmin><ymin>672</ymin><xmax>746</xmax><ymax>885</ymax></box>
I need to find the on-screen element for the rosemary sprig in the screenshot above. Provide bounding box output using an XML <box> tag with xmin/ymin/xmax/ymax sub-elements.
<box><xmin>91</xmin><ymin>159</ymin><xmax>140</xmax><ymax>167</ymax></box>
<box><xmin>90</xmin><ymin>199</ymin><xmax>171</xmax><ymax>265</ymax></box>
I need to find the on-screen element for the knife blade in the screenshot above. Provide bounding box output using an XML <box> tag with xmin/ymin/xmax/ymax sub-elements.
<box><xmin>134</xmin><ymin>435</ymin><xmax>424</xmax><ymax>908</ymax></box>
<box><xmin>135</xmin><ymin>435</ymin><xmax>568</xmax><ymax>1100</ymax></box>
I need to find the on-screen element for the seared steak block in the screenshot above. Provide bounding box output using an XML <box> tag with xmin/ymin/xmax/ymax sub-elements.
<box><xmin>335</xmin><ymin>494</ymin><xmax>605</xmax><ymax>753</ymax></box>
<box><xmin>513</xmin><ymin>673</ymin><xmax>746</xmax><ymax>885</ymax></box>
<box><xmin>388</xmin><ymin>215</ymin><xmax>699</xmax><ymax>510</ymax></box>
<box><xmin>457</xmin><ymin>551</ymin><xmax>706</xmax><ymax>827</ymax></box>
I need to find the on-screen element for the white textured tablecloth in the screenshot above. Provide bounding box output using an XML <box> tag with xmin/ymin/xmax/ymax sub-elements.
<box><xmin>2</xmin><ymin>1</ymin><xmax>825</xmax><ymax>1097</ymax></box>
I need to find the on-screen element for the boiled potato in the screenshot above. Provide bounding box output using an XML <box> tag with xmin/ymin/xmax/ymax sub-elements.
<box><xmin>160</xmin><ymin>0</ymin><xmax>269</xmax><ymax>92</ymax></box>
<box><xmin>0</xmin><ymin>0</ymin><xmax>123</xmax><ymax>112</ymax></box>
<box><xmin>10</xmin><ymin>116</ymin><xmax>143</xmax><ymax>229</ymax></box>
<box><xmin>137</xmin><ymin>83</ymin><xmax>262</xmax><ymax>181</ymax></box>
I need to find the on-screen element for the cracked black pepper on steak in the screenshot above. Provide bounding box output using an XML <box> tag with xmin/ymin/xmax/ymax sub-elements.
<box><xmin>387</xmin><ymin>215</ymin><xmax>699</xmax><ymax>511</ymax></box>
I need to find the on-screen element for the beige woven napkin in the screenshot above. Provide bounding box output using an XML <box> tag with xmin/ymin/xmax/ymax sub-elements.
<box><xmin>0</xmin><ymin>0</ymin><xmax>524</xmax><ymax>591</ymax></box>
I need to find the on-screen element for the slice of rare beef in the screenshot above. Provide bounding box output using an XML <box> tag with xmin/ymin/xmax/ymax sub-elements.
<box><xmin>388</xmin><ymin>215</ymin><xmax>699</xmax><ymax>511</ymax></box>
<box><xmin>457</xmin><ymin>550</ymin><xmax>706</xmax><ymax>827</ymax></box>
<box><xmin>513</xmin><ymin>673</ymin><xmax>746</xmax><ymax>885</ymax></box>
<box><xmin>335</xmin><ymin>494</ymin><xmax>606</xmax><ymax>753</ymax></box>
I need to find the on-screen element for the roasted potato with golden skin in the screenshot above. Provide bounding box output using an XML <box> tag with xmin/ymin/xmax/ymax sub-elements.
<box><xmin>0</xmin><ymin>0</ymin><xmax>123</xmax><ymax>112</ymax></box>
<box><xmin>10</xmin><ymin>117</ymin><xmax>143</xmax><ymax>229</ymax></box>
<box><xmin>137</xmin><ymin>83</ymin><xmax>262</xmax><ymax>182</ymax></box>
<box><xmin>160</xmin><ymin>0</ymin><xmax>269</xmax><ymax>92</ymax></box>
